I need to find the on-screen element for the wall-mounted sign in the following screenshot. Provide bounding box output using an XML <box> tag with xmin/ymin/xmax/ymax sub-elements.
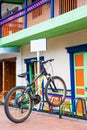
<box><xmin>30</xmin><ymin>38</ymin><xmax>47</xmax><ymax>52</ymax></box>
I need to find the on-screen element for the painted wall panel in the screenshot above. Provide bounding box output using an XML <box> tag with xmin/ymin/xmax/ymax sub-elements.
<box><xmin>75</xmin><ymin>69</ymin><xmax>84</xmax><ymax>86</ymax></box>
<box><xmin>75</xmin><ymin>54</ymin><xmax>83</xmax><ymax>66</ymax></box>
<box><xmin>20</xmin><ymin>29</ymin><xmax>87</xmax><ymax>88</ymax></box>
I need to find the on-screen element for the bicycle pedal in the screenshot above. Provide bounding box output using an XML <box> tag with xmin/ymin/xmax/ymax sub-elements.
<box><xmin>32</xmin><ymin>94</ymin><xmax>41</xmax><ymax>104</ymax></box>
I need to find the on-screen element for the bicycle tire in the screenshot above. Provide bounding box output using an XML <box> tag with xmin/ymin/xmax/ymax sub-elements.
<box><xmin>4</xmin><ymin>86</ymin><xmax>32</xmax><ymax>123</ymax></box>
<box><xmin>45</xmin><ymin>76</ymin><xmax>67</xmax><ymax>107</ymax></box>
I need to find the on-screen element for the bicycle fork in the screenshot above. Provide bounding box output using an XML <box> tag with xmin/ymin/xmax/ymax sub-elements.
<box><xmin>49</xmin><ymin>77</ymin><xmax>58</xmax><ymax>92</ymax></box>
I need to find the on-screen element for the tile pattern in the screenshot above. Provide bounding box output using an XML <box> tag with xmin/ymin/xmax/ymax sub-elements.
<box><xmin>0</xmin><ymin>105</ymin><xmax>87</xmax><ymax>130</ymax></box>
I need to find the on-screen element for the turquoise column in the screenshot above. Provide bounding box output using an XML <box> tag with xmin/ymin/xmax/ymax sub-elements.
<box><xmin>29</xmin><ymin>64</ymin><xmax>32</xmax><ymax>83</ymax></box>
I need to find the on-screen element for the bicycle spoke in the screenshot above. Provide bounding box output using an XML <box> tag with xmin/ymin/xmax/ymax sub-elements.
<box><xmin>45</xmin><ymin>76</ymin><xmax>66</xmax><ymax>107</ymax></box>
<box><xmin>4</xmin><ymin>86</ymin><xmax>32</xmax><ymax>123</ymax></box>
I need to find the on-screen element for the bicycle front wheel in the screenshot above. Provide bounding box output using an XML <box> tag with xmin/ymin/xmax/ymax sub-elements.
<box><xmin>45</xmin><ymin>76</ymin><xmax>67</xmax><ymax>107</ymax></box>
<box><xmin>4</xmin><ymin>86</ymin><xmax>32</xmax><ymax>123</ymax></box>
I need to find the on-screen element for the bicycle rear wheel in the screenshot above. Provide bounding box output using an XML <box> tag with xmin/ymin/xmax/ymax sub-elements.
<box><xmin>4</xmin><ymin>86</ymin><xmax>32</xmax><ymax>123</ymax></box>
<box><xmin>45</xmin><ymin>76</ymin><xmax>66</xmax><ymax>107</ymax></box>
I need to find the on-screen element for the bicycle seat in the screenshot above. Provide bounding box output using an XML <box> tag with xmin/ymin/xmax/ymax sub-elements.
<box><xmin>18</xmin><ymin>72</ymin><xmax>29</xmax><ymax>78</ymax></box>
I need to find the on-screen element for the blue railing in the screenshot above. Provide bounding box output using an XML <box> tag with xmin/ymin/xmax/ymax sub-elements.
<box><xmin>0</xmin><ymin>0</ymin><xmax>51</xmax><ymax>26</ymax></box>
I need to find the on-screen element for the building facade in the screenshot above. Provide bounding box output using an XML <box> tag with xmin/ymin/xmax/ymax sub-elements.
<box><xmin>0</xmin><ymin>0</ymin><xmax>87</xmax><ymax>116</ymax></box>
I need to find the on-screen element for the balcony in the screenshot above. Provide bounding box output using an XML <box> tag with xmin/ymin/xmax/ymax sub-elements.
<box><xmin>0</xmin><ymin>0</ymin><xmax>87</xmax><ymax>47</ymax></box>
<box><xmin>0</xmin><ymin>0</ymin><xmax>51</xmax><ymax>38</ymax></box>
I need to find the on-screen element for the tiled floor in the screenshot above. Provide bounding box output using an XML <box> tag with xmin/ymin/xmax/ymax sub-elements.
<box><xmin>0</xmin><ymin>105</ymin><xmax>87</xmax><ymax>130</ymax></box>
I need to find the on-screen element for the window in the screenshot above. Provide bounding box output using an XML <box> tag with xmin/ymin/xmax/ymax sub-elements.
<box><xmin>32</xmin><ymin>6</ymin><xmax>42</xmax><ymax>19</ymax></box>
<box><xmin>59</xmin><ymin>0</ymin><xmax>77</xmax><ymax>14</ymax></box>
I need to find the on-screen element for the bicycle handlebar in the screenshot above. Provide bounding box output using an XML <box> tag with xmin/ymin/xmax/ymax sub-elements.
<box><xmin>17</xmin><ymin>59</ymin><xmax>54</xmax><ymax>78</ymax></box>
<box><xmin>30</xmin><ymin>59</ymin><xmax>54</xmax><ymax>64</ymax></box>
<box><xmin>42</xmin><ymin>59</ymin><xmax>54</xmax><ymax>64</ymax></box>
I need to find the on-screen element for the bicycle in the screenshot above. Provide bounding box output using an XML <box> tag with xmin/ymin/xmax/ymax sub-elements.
<box><xmin>4</xmin><ymin>59</ymin><xmax>67</xmax><ymax>123</ymax></box>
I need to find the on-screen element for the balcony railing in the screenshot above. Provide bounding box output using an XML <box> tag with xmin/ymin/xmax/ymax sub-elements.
<box><xmin>59</xmin><ymin>0</ymin><xmax>77</xmax><ymax>14</ymax></box>
<box><xmin>2</xmin><ymin>20</ymin><xmax>23</xmax><ymax>37</ymax></box>
<box><xmin>0</xmin><ymin>0</ymin><xmax>51</xmax><ymax>37</ymax></box>
<box><xmin>0</xmin><ymin>0</ymin><xmax>87</xmax><ymax>38</ymax></box>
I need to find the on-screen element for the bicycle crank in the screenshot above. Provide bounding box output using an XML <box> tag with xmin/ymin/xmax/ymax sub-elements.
<box><xmin>32</xmin><ymin>94</ymin><xmax>41</xmax><ymax>104</ymax></box>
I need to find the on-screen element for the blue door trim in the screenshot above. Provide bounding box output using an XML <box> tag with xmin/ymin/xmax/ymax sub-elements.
<box><xmin>24</xmin><ymin>56</ymin><xmax>44</xmax><ymax>82</ymax></box>
<box><xmin>66</xmin><ymin>43</ymin><xmax>87</xmax><ymax>53</ymax></box>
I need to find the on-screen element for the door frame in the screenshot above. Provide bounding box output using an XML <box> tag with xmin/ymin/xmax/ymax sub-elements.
<box><xmin>66</xmin><ymin>44</ymin><xmax>87</xmax><ymax>112</ymax></box>
<box><xmin>0</xmin><ymin>57</ymin><xmax>16</xmax><ymax>94</ymax></box>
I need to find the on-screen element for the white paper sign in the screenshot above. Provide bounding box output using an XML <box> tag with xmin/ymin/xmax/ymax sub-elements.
<box><xmin>30</xmin><ymin>38</ymin><xmax>46</xmax><ymax>52</ymax></box>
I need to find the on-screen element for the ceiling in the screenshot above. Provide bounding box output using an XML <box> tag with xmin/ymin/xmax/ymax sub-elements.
<box><xmin>0</xmin><ymin>0</ymin><xmax>24</xmax><ymax>4</ymax></box>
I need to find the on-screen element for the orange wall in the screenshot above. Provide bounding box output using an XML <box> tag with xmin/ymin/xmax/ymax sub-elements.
<box><xmin>77</xmin><ymin>0</ymin><xmax>87</xmax><ymax>7</ymax></box>
<box><xmin>27</xmin><ymin>0</ymin><xmax>87</xmax><ymax>27</ymax></box>
<box><xmin>2</xmin><ymin>0</ymin><xmax>87</xmax><ymax>36</ymax></box>
<box><xmin>27</xmin><ymin>3</ymin><xmax>50</xmax><ymax>27</ymax></box>
<box><xmin>27</xmin><ymin>0</ymin><xmax>60</xmax><ymax>27</ymax></box>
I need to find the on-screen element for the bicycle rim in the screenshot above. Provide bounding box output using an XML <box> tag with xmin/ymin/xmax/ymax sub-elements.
<box><xmin>4</xmin><ymin>86</ymin><xmax>32</xmax><ymax>123</ymax></box>
<box><xmin>45</xmin><ymin>76</ymin><xmax>66</xmax><ymax>107</ymax></box>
